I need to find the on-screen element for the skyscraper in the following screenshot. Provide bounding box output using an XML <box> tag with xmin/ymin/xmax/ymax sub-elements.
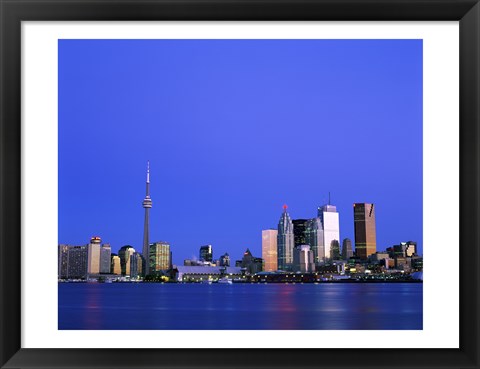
<box><xmin>111</xmin><ymin>254</ymin><xmax>121</xmax><ymax>275</ymax></box>
<box><xmin>262</xmin><ymin>229</ymin><xmax>278</xmax><ymax>272</ymax></box>
<box><xmin>87</xmin><ymin>236</ymin><xmax>102</xmax><ymax>275</ymax></box>
<box><xmin>318</xmin><ymin>204</ymin><xmax>340</xmax><ymax>260</ymax></box>
<box><xmin>119</xmin><ymin>245</ymin><xmax>135</xmax><ymax>276</ymax></box>
<box><xmin>354</xmin><ymin>203</ymin><xmax>377</xmax><ymax>259</ymax></box>
<box><xmin>58</xmin><ymin>244</ymin><xmax>88</xmax><ymax>279</ymax></box>
<box><xmin>67</xmin><ymin>246</ymin><xmax>88</xmax><ymax>279</ymax></box>
<box><xmin>292</xmin><ymin>219</ymin><xmax>308</xmax><ymax>247</ymax></box>
<box><xmin>277</xmin><ymin>205</ymin><xmax>294</xmax><ymax>270</ymax></box>
<box><xmin>100</xmin><ymin>243</ymin><xmax>111</xmax><ymax>274</ymax></box>
<box><xmin>130</xmin><ymin>252</ymin><xmax>144</xmax><ymax>278</ymax></box>
<box><xmin>199</xmin><ymin>245</ymin><xmax>213</xmax><ymax>262</ymax></box>
<box><xmin>142</xmin><ymin>161</ymin><xmax>152</xmax><ymax>276</ymax></box>
<box><xmin>305</xmin><ymin>217</ymin><xmax>325</xmax><ymax>265</ymax></box>
<box><xmin>293</xmin><ymin>245</ymin><xmax>315</xmax><ymax>273</ymax></box>
<box><xmin>342</xmin><ymin>238</ymin><xmax>354</xmax><ymax>259</ymax></box>
<box><xmin>149</xmin><ymin>241</ymin><xmax>171</xmax><ymax>273</ymax></box>
<box><xmin>58</xmin><ymin>244</ymin><xmax>69</xmax><ymax>278</ymax></box>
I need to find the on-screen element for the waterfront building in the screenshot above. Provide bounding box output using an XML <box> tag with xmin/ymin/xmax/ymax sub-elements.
<box><xmin>292</xmin><ymin>219</ymin><xmax>308</xmax><ymax>247</ymax></box>
<box><xmin>149</xmin><ymin>241</ymin><xmax>171</xmax><ymax>274</ymax></box>
<box><xmin>305</xmin><ymin>217</ymin><xmax>324</xmax><ymax>265</ymax></box>
<box><xmin>100</xmin><ymin>243</ymin><xmax>111</xmax><ymax>274</ymax></box>
<box><xmin>318</xmin><ymin>204</ymin><xmax>340</xmax><ymax>260</ymax></box>
<box><xmin>293</xmin><ymin>245</ymin><xmax>315</xmax><ymax>273</ymax></box>
<box><xmin>118</xmin><ymin>245</ymin><xmax>135</xmax><ymax>276</ymax></box>
<box><xmin>68</xmin><ymin>246</ymin><xmax>88</xmax><ymax>278</ymax></box>
<box><xmin>277</xmin><ymin>205</ymin><xmax>294</xmax><ymax>270</ymax></box>
<box><xmin>353</xmin><ymin>203</ymin><xmax>377</xmax><ymax>259</ymax></box>
<box><xmin>87</xmin><ymin>236</ymin><xmax>102</xmax><ymax>275</ymax></box>
<box><xmin>111</xmin><ymin>254</ymin><xmax>121</xmax><ymax>275</ymax></box>
<box><xmin>130</xmin><ymin>252</ymin><xmax>145</xmax><ymax>278</ymax></box>
<box><xmin>58</xmin><ymin>245</ymin><xmax>88</xmax><ymax>279</ymax></box>
<box><xmin>199</xmin><ymin>245</ymin><xmax>213</xmax><ymax>262</ymax></box>
<box><xmin>262</xmin><ymin>229</ymin><xmax>278</xmax><ymax>272</ymax></box>
<box><xmin>342</xmin><ymin>238</ymin><xmax>354</xmax><ymax>259</ymax></box>
<box><xmin>174</xmin><ymin>266</ymin><xmax>242</xmax><ymax>282</ymax></box>
<box><xmin>219</xmin><ymin>253</ymin><xmax>230</xmax><ymax>267</ymax></box>
<box><xmin>142</xmin><ymin>161</ymin><xmax>153</xmax><ymax>276</ymax></box>
<box><xmin>241</xmin><ymin>248</ymin><xmax>263</xmax><ymax>275</ymax></box>
<box><xmin>58</xmin><ymin>244</ymin><xmax>69</xmax><ymax>278</ymax></box>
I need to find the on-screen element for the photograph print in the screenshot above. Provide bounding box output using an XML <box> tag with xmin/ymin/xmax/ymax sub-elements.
<box><xmin>58</xmin><ymin>39</ymin><xmax>423</xmax><ymax>330</ymax></box>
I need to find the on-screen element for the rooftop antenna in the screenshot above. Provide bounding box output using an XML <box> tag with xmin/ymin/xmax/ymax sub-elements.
<box><xmin>328</xmin><ymin>191</ymin><xmax>331</xmax><ymax>205</ymax></box>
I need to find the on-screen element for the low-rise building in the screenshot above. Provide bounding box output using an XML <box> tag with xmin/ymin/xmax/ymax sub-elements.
<box><xmin>174</xmin><ymin>266</ymin><xmax>243</xmax><ymax>282</ymax></box>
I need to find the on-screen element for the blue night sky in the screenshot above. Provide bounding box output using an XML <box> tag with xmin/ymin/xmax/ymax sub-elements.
<box><xmin>58</xmin><ymin>39</ymin><xmax>423</xmax><ymax>264</ymax></box>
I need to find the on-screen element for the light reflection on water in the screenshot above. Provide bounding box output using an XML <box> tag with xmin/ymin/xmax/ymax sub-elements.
<box><xmin>59</xmin><ymin>283</ymin><xmax>422</xmax><ymax>330</ymax></box>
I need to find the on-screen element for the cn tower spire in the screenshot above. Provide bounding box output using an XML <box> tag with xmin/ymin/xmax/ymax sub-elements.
<box><xmin>147</xmin><ymin>160</ymin><xmax>150</xmax><ymax>183</ymax></box>
<box><xmin>146</xmin><ymin>160</ymin><xmax>150</xmax><ymax>196</ymax></box>
<box><xmin>142</xmin><ymin>161</ymin><xmax>152</xmax><ymax>276</ymax></box>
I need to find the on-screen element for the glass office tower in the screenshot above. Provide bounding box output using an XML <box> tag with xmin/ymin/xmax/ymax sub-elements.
<box><xmin>354</xmin><ymin>203</ymin><xmax>377</xmax><ymax>259</ymax></box>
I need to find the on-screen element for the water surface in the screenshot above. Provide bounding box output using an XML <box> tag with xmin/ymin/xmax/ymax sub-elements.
<box><xmin>58</xmin><ymin>283</ymin><xmax>422</xmax><ymax>330</ymax></box>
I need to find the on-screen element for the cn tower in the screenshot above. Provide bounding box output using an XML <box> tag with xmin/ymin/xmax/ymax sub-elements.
<box><xmin>142</xmin><ymin>161</ymin><xmax>152</xmax><ymax>275</ymax></box>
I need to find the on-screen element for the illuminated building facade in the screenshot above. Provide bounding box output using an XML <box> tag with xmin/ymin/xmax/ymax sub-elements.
<box><xmin>149</xmin><ymin>241</ymin><xmax>171</xmax><ymax>273</ymax></box>
<box><xmin>58</xmin><ymin>244</ymin><xmax>69</xmax><ymax>278</ymax></box>
<box><xmin>277</xmin><ymin>205</ymin><xmax>294</xmax><ymax>270</ymax></box>
<box><xmin>199</xmin><ymin>245</ymin><xmax>213</xmax><ymax>262</ymax></box>
<box><xmin>87</xmin><ymin>236</ymin><xmax>102</xmax><ymax>275</ymax></box>
<box><xmin>318</xmin><ymin>204</ymin><xmax>340</xmax><ymax>260</ymax></box>
<box><xmin>58</xmin><ymin>244</ymin><xmax>88</xmax><ymax>279</ymax></box>
<box><xmin>262</xmin><ymin>229</ymin><xmax>278</xmax><ymax>272</ymax></box>
<box><xmin>111</xmin><ymin>254</ymin><xmax>121</xmax><ymax>275</ymax></box>
<box><xmin>354</xmin><ymin>203</ymin><xmax>377</xmax><ymax>259</ymax></box>
<box><xmin>405</xmin><ymin>241</ymin><xmax>417</xmax><ymax>257</ymax></box>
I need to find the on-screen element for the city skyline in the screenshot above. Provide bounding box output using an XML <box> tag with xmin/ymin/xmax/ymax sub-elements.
<box><xmin>59</xmin><ymin>39</ymin><xmax>423</xmax><ymax>264</ymax></box>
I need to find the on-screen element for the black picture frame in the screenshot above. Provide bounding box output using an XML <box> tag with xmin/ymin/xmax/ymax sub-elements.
<box><xmin>1</xmin><ymin>0</ymin><xmax>479</xmax><ymax>368</ymax></box>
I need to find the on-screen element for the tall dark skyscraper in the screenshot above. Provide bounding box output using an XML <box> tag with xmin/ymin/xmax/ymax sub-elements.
<box><xmin>142</xmin><ymin>161</ymin><xmax>152</xmax><ymax>275</ymax></box>
<box><xmin>199</xmin><ymin>245</ymin><xmax>213</xmax><ymax>262</ymax></box>
<box><xmin>292</xmin><ymin>219</ymin><xmax>308</xmax><ymax>247</ymax></box>
<box><xmin>354</xmin><ymin>203</ymin><xmax>377</xmax><ymax>260</ymax></box>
